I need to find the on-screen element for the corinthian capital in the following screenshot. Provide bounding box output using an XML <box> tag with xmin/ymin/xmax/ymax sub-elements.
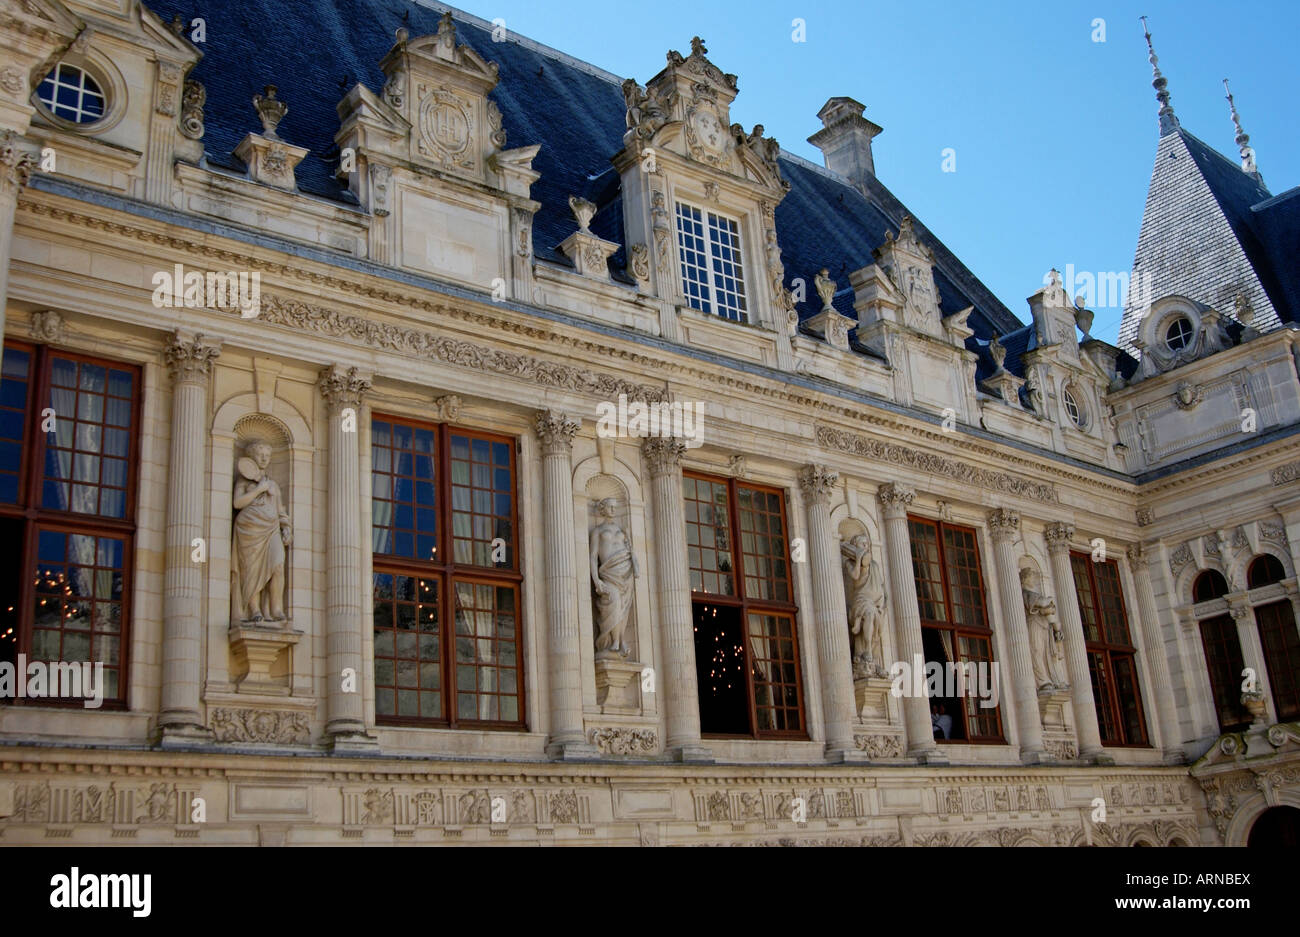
<box><xmin>797</xmin><ymin>463</ymin><xmax>838</xmax><ymax>505</ymax></box>
<box><xmin>535</xmin><ymin>409</ymin><xmax>579</xmax><ymax>455</ymax></box>
<box><xmin>164</xmin><ymin>331</ymin><xmax>221</xmax><ymax>385</ymax></box>
<box><xmin>877</xmin><ymin>483</ymin><xmax>915</xmax><ymax>519</ymax></box>
<box><xmin>1044</xmin><ymin>522</ymin><xmax>1075</xmax><ymax>554</ymax></box>
<box><xmin>642</xmin><ymin>436</ymin><xmax>686</xmax><ymax>477</ymax></box>
<box><xmin>987</xmin><ymin>507</ymin><xmax>1021</xmax><ymax>541</ymax></box>
<box><xmin>1126</xmin><ymin>543</ymin><xmax>1149</xmax><ymax>573</ymax></box>
<box><xmin>0</xmin><ymin>131</ymin><xmax>38</xmax><ymax>196</ymax></box>
<box><xmin>318</xmin><ymin>365</ymin><xmax>371</xmax><ymax>411</ymax></box>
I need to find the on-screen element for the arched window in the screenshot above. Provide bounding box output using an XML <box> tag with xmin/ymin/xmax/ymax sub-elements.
<box><xmin>1247</xmin><ymin>554</ymin><xmax>1286</xmax><ymax>589</ymax></box>
<box><xmin>1164</xmin><ymin>316</ymin><xmax>1194</xmax><ymax>352</ymax></box>
<box><xmin>1193</xmin><ymin>569</ymin><xmax>1230</xmax><ymax>603</ymax></box>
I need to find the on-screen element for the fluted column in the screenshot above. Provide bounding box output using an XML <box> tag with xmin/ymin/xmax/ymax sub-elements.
<box><xmin>1043</xmin><ymin>523</ymin><xmax>1105</xmax><ymax>762</ymax></box>
<box><xmin>644</xmin><ymin>438</ymin><xmax>709</xmax><ymax>762</ymax></box>
<box><xmin>536</xmin><ymin>410</ymin><xmax>596</xmax><ymax>760</ymax></box>
<box><xmin>878</xmin><ymin>484</ymin><xmax>943</xmax><ymax>763</ymax></box>
<box><xmin>1127</xmin><ymin>544</ymin><xmax>1185</xmax><ymax>762</ymax></box>
<box><xmin>319</xmin><ymin>365</ymin><xmax>375</xmax><ymax>749</ymax></box>
<box><xmin>0</xmin><ymin>134</ymin><xmax>37</xmax><ymax>368</ymax></box>
<box><xmin>158</xmin><ymin>332</ymin><xmax>220</xmax><ymax>743</ymax></box>
<box><xmin>798</xmin><ymin>464</ymin><xmax>863</xmax><ymax>761</ymax></box>
<box><xmin>987</xmin><ymin>508</ymin><xmax>1046</xmax><ymax>762</ymax></box>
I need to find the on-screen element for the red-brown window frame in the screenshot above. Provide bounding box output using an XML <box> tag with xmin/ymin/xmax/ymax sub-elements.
<box><xmin>1254</xmin><ymin>600</ymin><xmax>1300</xmax><ymax>723</ymax></box>
<box><xmin>684</xmin><ymin>471</ymin><xmax>806</xmax><ymax>740</ymax></box>
<box><xmin>0</xmin><ymin>339</ymin><xmax>141</xmax><ymax>709</ymax></box>
<box><xmin>907</xmin><ymin>516</ymin><xmax>1005</xmax><ymax>744</ymax></box>
<box><xmin>1070</xmin><ymin>551</ymin><xmax>1149</xmax><ymax>747</ymax></box>
<box><xmin>370</xmin><ymin>414</ymin><xmax>525</xmax><ymax>730</ymax></box>
<box><xmin>1197</xmin><ymin>613</ymin><xmax>1251</xmax><ymax>732</ymax></box>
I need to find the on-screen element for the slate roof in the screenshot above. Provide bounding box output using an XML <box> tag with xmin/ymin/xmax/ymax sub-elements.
<box><xmin>1178</xmin><ymin>129</ymin><xmax>1298</xmax><ymax>323</ymax></box>
<box><xmin>145</xmin><ymin>0</ymin><xmax>1024</xmax><ymax>352</ymax></box>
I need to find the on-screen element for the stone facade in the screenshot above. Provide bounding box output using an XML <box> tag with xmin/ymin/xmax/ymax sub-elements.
<box><xmin>0</xmin><ymin>1</ymin><xmax>1295</xmax><ymax>846</ymax></box>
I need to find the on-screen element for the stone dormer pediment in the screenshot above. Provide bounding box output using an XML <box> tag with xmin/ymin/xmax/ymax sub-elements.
<box><xmin>376</xmin><ymin>12</ymin><xmax>505</xmax><ymax>184</ymax></box>
<box><xmin>852</xmin><ymin>216</ymin><xmax>945</xmax><ymax>341</ymax></box>
<box><xmin>618</xmin><ymin>38</ymin><xmax>785</xmax><ymax>195</ymax></box>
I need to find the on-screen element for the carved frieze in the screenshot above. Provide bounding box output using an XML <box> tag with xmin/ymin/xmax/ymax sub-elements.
<box><xmin>210</xmin><ymin>707</ymin><xmax>309</xmax><ymax>744</ymax></box>
<box><xmin>818</xmin><ymin>425</ymin><xmax>1058</xmax><ymax>504</ymax></box>
<box><xmin>257</xmin><ymin>295</ymin><xmax>667</xmax><ymax>404</ymax></box>
<box><xmin>588</xmin><ymin>726</ymin><xmax>657</xmax><ymax>755</ymax></box>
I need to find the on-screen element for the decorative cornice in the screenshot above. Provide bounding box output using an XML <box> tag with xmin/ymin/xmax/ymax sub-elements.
<box><xmin>819</xmin><ymin>425</ymin><xmax>1059</xmax><ymax>504</ymax></box>
<box><xmin>797</xmin><ymin>463</ymin><xmax>838</xmax><ymax>505</ymax></box>
<box><xmin>642</xmin><ymin>437</ymin><xmax>686</xmax><ymax>477</ymax></box>
<box><xmin>877</xmin><ymin>482</ymin><xmax>915</xmax><ymax>519</ymax></box>
<box><xmin>163</xmin><ymin>330</ymin><xmax>221</xmax><ymax>385</ymax></box>
<box><xmin>986</xmin><ymin>508</ymin><xmax>1020</xmax><ymax>541</ymax></box>
<box><xmin>318</xmin><ymin>364</ymin><xmax>370</xmax><ymax>411</ymax></box>
<box><xmin>259</xmin><ymin>294</ymin><xmax>669</xmax><ymax>406</ymax></box>
<box><xmin>14</xmin><ymin>196</ymin><xmax>1139</xmax><ymax>503</ymax></box>
<box><xmin>535</xmin><ymin>409</ymin><xmax>579</xmax><ymax>455</ymax></box>
<box><xmin>1272</xmin><ymin>461</ymin><xmax>1300</xmax><ymax>486</ymax></box>
<box><xmin>1043</xmin><ymin>522</ymin><xmax>1075</xmax><ymax>554</ymax></box>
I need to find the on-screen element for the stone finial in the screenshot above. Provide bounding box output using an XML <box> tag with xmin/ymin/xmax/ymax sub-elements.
<box><xmin>814</xmin><ymin>268</ymin><xmax>836</xmax><ymax>312</ymax></box>
<box><xmin>568</xmin><ymin>195</ymin><xmax>596</xmax><ymax>233</ymax></box>
<box><xmin>989</xmin><ymin>333</ymin><xmax>1007</xmax><ymax>370</ymax></box>
<box><xmin>253</xmin><ymin>85</ymin><xmax>287</xmax><ymax>139</ymax></box>
<box><xmin>1140</xmin><ymin>17</ymin><xmax>1179</xmax><ymax>136</ymax></box>
<box><xmin>1222</xmin><ymin>79</ymin><xmax>1263</xmax><ymax>184</ymax></box>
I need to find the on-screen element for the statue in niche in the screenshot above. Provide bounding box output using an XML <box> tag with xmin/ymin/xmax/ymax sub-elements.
<box><xmin>841</xmin><ymin>533</ymin><xmax>887</xmax><ymax>678</ymax></box>
<box><xmin>1020</xmin><ymin>567</ymin><xmax>1067</xmax><ymax>691</ymax></box>
<box><xmin>231</xmin><ymin>440</ymin><xmax>292</xmax><ymax>623</ymax></box>
<box><xmin>590</xmin><ymin>497</ymin><xmax>638</xmax><ymax>657</ymax></box>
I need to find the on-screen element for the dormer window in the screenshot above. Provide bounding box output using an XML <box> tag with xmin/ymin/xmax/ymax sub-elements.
<box><xmin>36</xmin><ymin>63</ymin><xmax>106</xmax><ymax>126</ymax></box>
<box><xmin>1164</xmin><ymin>316</ymin><xmax>1193</xmax><ymax>352</ymax></box>
<box><xmin>675</xmin><ymin>200</ymin><xmax>748</xmax><ymax>323</ymax></box>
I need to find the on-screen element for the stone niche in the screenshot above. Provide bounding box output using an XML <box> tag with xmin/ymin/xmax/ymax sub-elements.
<box><xmin>586</xmin><ymin>475</ymin><xmax>642</xmax><ymax>712</ymax></box>
<box><xmin>227</xmin><ymin>414</ymin><xmax>302</xmax><ymax>695</ymax></box>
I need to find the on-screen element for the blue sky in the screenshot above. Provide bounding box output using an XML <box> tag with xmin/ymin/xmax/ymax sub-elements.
<box><xmin>446</xmin><ymin>0</ymin><xmax>1298</xmax><ymax>345</ymax></box>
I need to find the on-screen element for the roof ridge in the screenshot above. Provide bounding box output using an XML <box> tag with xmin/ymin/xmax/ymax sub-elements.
<box><xmin>1178</xmin><ymin>127</ymin><xmax>1272</xmax><ymax>199</ymax></box>
<box><xmin>415</xmin><ymin>0</ymin><xmax>628</xmax><ymax>85</ymax></box>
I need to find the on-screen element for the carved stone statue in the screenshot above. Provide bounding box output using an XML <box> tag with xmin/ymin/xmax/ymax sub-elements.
<box><xmin>1020</xmin><ymin>567</ymin><xmax>1067</xmax><ymax>691</ymax></box>
<box><xmin>232</xmin><ymin>441</ymin><xmax>293</xmax><ymax>622</ymax></box>
<box><xmin>590</xmin><ymin>498</ymin><xmax>638</xmax><ymax>657</ymax></box>
<box><xmin>841</xmin><ymin>534</ymin><xmax>887</xmax><ymax>678</ymax></box>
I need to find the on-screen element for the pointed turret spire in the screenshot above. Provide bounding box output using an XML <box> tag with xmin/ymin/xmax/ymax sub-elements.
<box><xmin>1140</xmin><ymin>17</ymin><xmax>1180</xmax><ymax>136</ymax></box>
<box><xmin>1223</xmin><ymin>79</ymin><xmax>1264</xmax><ymax>185</ymax></box>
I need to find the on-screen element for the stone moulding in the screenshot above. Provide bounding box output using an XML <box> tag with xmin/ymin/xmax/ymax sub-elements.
<box><xmin>256</xmin><ymin>294</ymin><xmax>670</xmax><ymax>404</ymax></box>
<box><xmin>853</xmin><ymin>734</ymin><xmax>904</xmax><ymax>758</ymax></box>
<box><xmin>18</xmin><ymin>199</ymin><xmax>1142</xmax><ymax>501</ymax></box>
<box><xmin>210</xmin><ymin>707</ymin><xmax>310</xmax><ymax>744</ymax></box>
<box><xmin>816</xmin><ymin>424</ymin><xmax>1060</xmax><ymax>504</ymax></box>
<box><xmin>1271</xmin><ymin>461</ymin><xmax>1300</xmax><ymax>486</ymax></box>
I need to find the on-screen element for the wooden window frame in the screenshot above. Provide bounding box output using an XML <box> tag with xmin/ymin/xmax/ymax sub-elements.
<box><xmin>674</xmin><ymin>200</ymin><xmax>750</xmax><ymax>324</ymax></box>
<box><xmin>1254</xmin><ymin>600</ymin><xmax>1300</xmax><ymax>723</ymax></box>
<box><xmin>0</xmin><ymin>340</ymin><xmax>141</xmax><ymax>709</ymax></box>
<box><xmin>907</xmin><ymin>516</ymin><xmax>1005</xmax><ymax>744</ymax></box>
<box><xmin>684</xmin><ymin>471</ymin><xmax>805</xmax><ymax>739</ymax></box>
<box><xmin>1070</xmin><ymin>552</ymin><xmax>1149</xmax><ymax>747</ymax></box>
<box><xmin>370</xmin><ymin>415</ymin><xmax>525</xmax><ymax>730</ymax></box>
<box><xmin>1198</xmin><ymin>613</ymin><xmax>1251</xmax><ymax>732</ymax></box>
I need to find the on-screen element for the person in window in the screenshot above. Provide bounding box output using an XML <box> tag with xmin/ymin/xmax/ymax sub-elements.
<box><xmin>931</xmin><ymin>701</ymin><xmax>953</xmax><ymax>740</ymax></box>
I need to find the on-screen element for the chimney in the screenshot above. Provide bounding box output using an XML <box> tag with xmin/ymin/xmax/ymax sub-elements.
<box><xmin>807</xmin><ymin>96</ymin><xmax>883</xmax><ymax>187</ymax></box>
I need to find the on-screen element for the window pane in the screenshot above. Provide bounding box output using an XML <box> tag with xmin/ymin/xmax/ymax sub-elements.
<box><xmin>0</xmin><ymin>346</ymin><xmax>30</xmax><ymax>505</ymax></box>
<box><xmin>373</xmin><ymin>572</ymin><xmax>442</xmax><ymax>721</ymax></box>
<box><xmin>706</xmin><ymin>211</ymin><xmax>748</xmax><ymax>322</ymax></box>
<box><xmin>1256</xmin><ymin>601</ymin><xmax>1300</xmax><ymax>722</ymax></box>
<box><xmin>449</xmin><ymin>432</ymin><xmax>514</xmax><ymax>569</ymax></box>
<box><xmin>1071</xmin><ymin>554</ymin><xmax>1102</xmax><ymax>643</ymax></box>
<box><xmin>747</xmin><ymin>612</ymin><xmax>802</xmax><ymax>733</ymax></box>
<box><xmin>39</xmin><ymin>356</ymin><xmax>134</xmax><ymax>519</ymax></box>
<box><xmin>683</xmin><ymin>476</ymin><xmax>734</xmax><ymax>596</ymax></box>
<box><xmin>371</xmin><ymin>419</ymin><xmax>436</xmax><ymax>560</ymax></box>
<box><xmin>451</xmin><ymin>580</ymin><xmax>521</xmax><ymax>724</ymax></box>
<box><xmin>736</xmin><ymin>485</ymin><xmax>790</xmax><ymax>602</ymax></box>
<box><xmin>908</xmin><ymin>519</ymin><xmax>947</xmax><ymax>623</ymax></box>
<box><xmin>675</xmin><ymin>202</ymin><xmax>711</xmax><ymax>314</ymax></box>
